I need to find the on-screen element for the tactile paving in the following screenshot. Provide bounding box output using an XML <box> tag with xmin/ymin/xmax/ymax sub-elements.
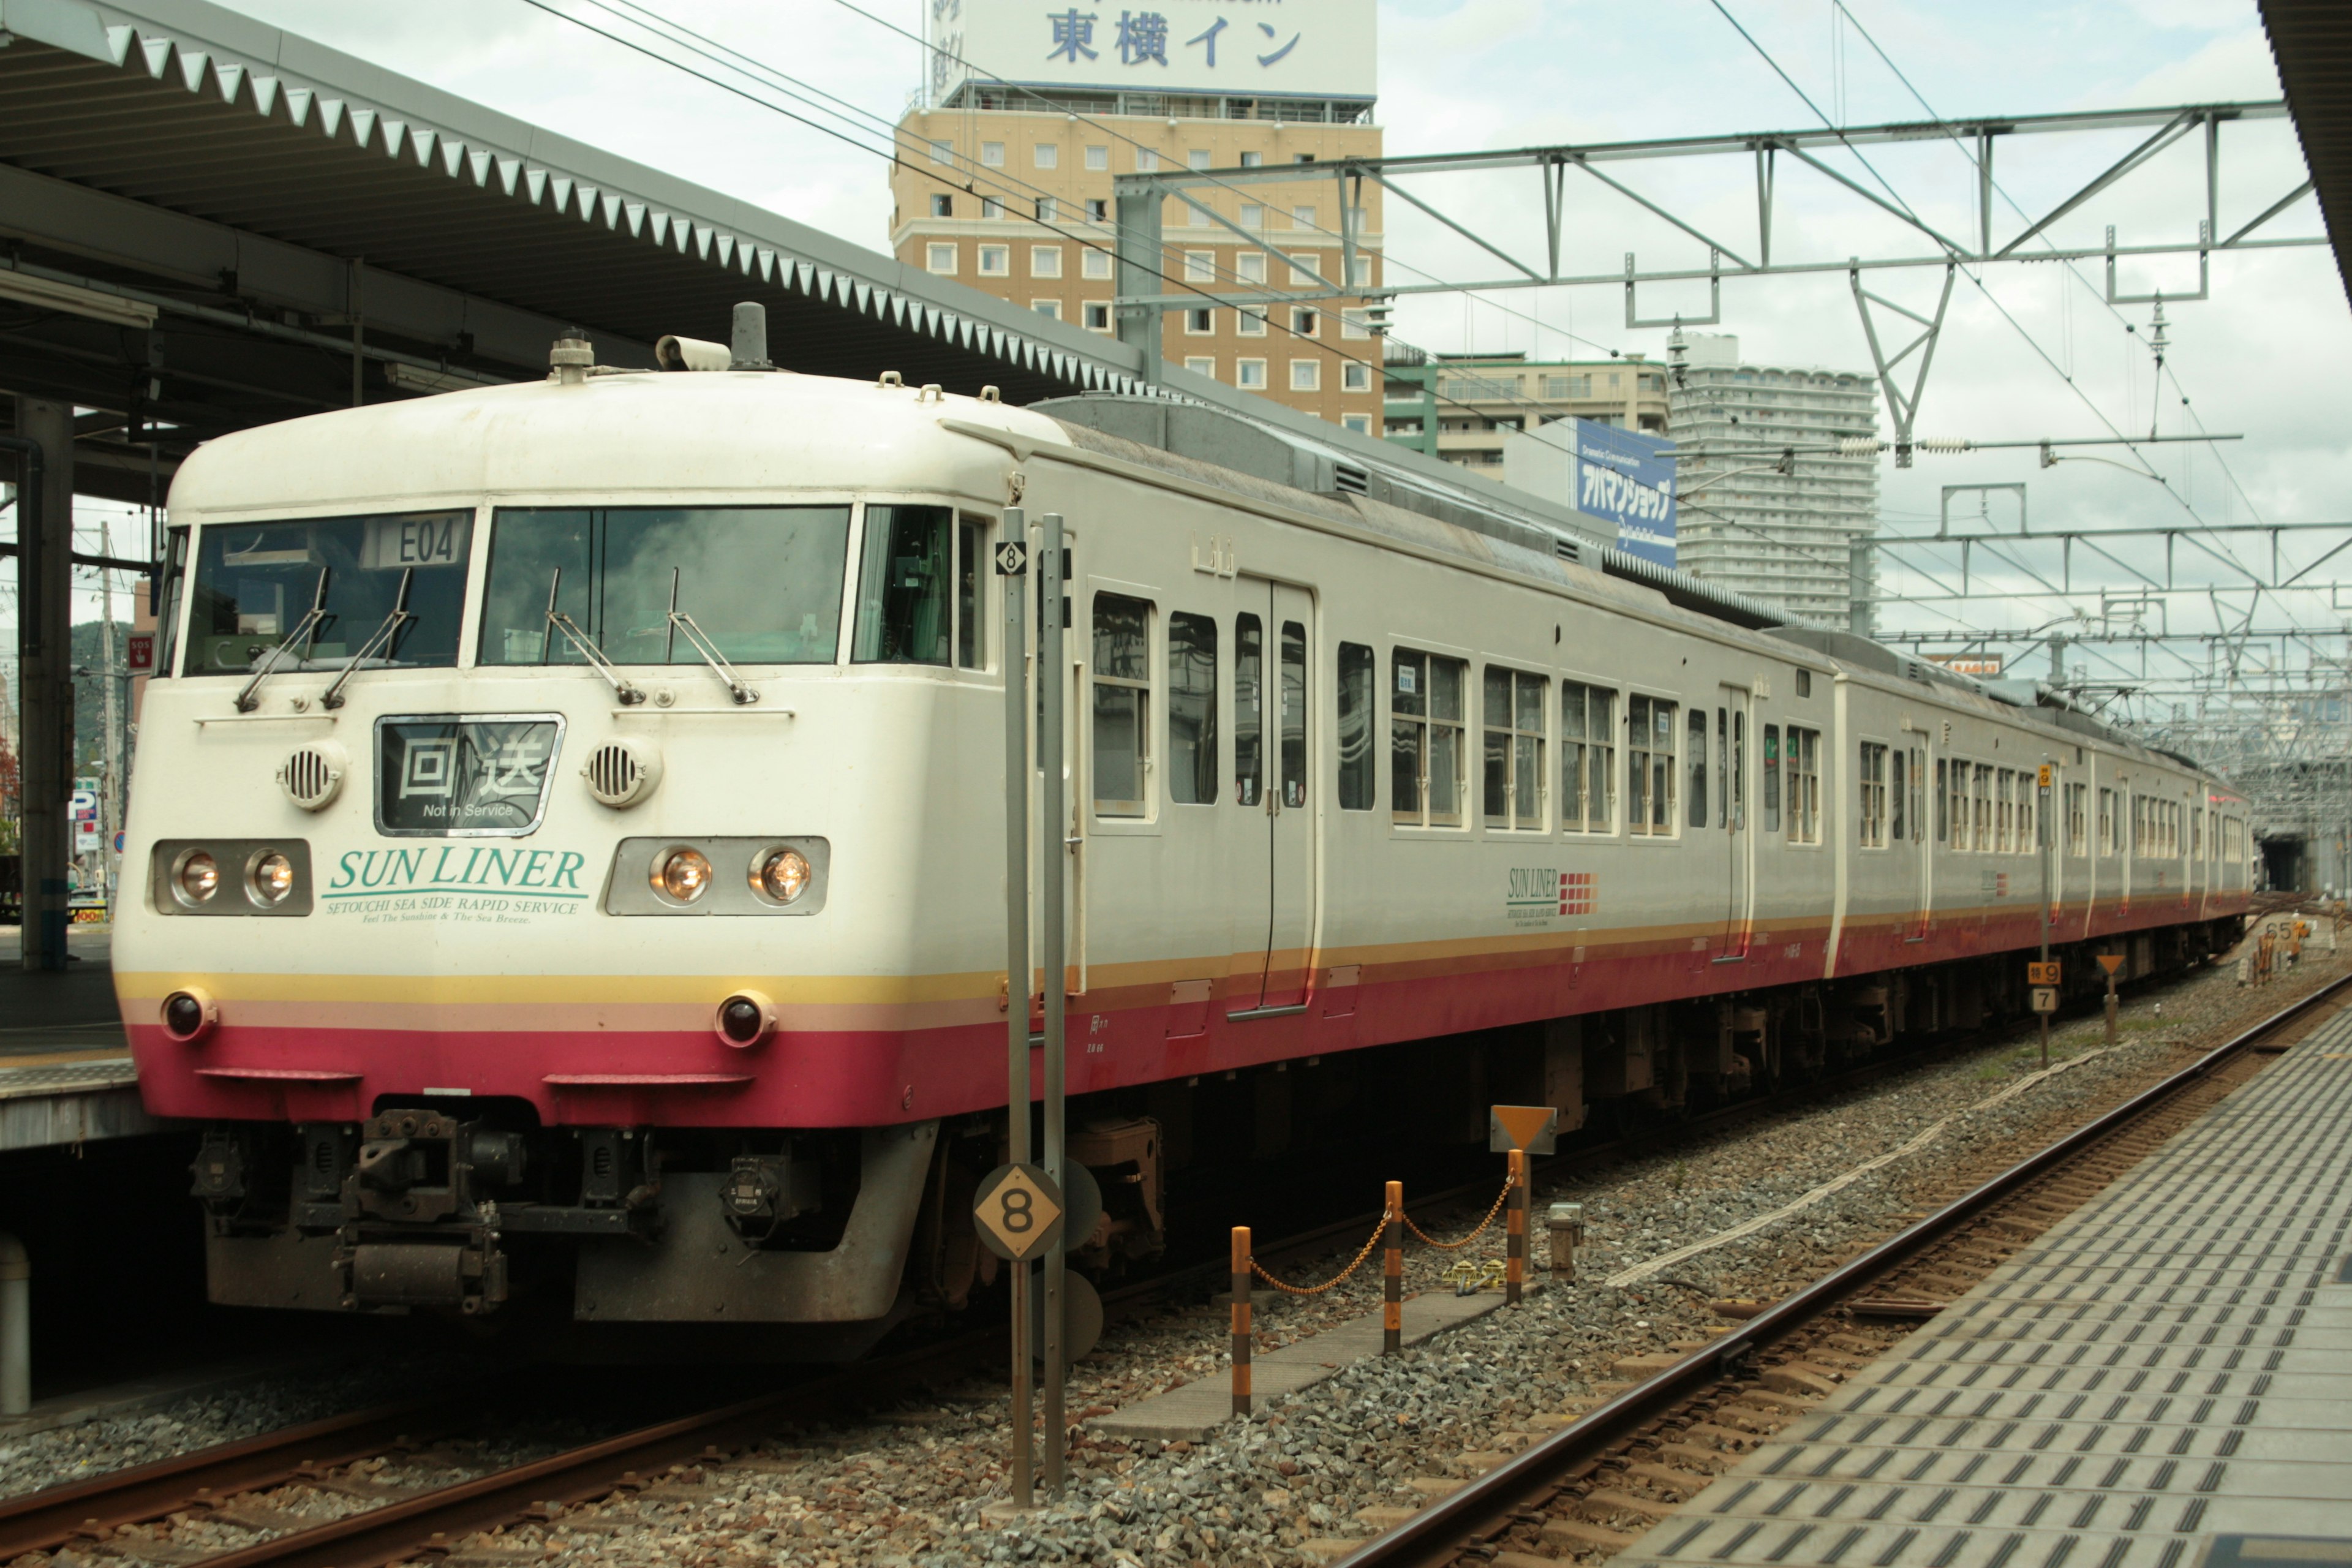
<box><xmin>1613</xmin><ymin>1008</ymin><xmax>2352</xmax><ymax>1568</ymax></box>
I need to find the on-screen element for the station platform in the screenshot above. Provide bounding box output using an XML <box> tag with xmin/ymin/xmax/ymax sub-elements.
<box><xmin>0</xmin><ymin>929</ymin><xmax>157</xmax><ymax>1149</ymax></box>
<box><xmin>1617</xmin><ymin>1006</ymin><xmax>2352</xmax><ymax>1568</ymax></box>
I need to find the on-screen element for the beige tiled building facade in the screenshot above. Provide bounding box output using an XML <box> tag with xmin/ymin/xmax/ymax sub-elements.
<box><xmin>888</xmin><ymin>97</ymin><xmax>1385</xmax><ymax>431</ymax></box>
<box><xmin>1382</xmin><ymin>350</ymin><xmax>1671</xmax><ymax>472</ymax></box>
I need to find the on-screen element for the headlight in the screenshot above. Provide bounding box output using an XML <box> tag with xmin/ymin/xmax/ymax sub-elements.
<box><xmin>753</xmin><ymin>847</ymin><xmax>812</xmax><ymax>905</ymax></box>
<box><xmin>248</xmin><ymin>850</ymin><xmax>295</xmax><ymax>905</ymax></box>
<box><xmin>654</xmin><ymin>846</ymin><xmax>713</xmax><ymax>903</ymax></box>
<box><xmin>176</xmin><ymin>851</ymin><xmax>220</xmax><ymax>905</ymax></box>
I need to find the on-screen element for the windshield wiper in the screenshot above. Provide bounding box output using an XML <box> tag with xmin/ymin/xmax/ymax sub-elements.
<box><xmin>665</xmin><ymin>567</ymin><xmax>760</xmax><ymax>706</ymax></box>
<box><xmin>233</xmin><ymin>567</ymin><xmax>330</xmax><ymax>712</ymax></box>
<box><xmin>541</xmin><ymin>568</ymin><xmax>646</xmax><ymax>705</ymax></box>
<box><xmin>320</xmin><ymin>567</ymin><xmax>413</xmax><ymax>710</ymax></box>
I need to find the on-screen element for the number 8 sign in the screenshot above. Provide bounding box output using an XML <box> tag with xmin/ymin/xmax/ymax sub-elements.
<box><xmin>972</xmin><ymin>1163</ymin><xmax>1065</xmax><ymax>1262</ymax></box>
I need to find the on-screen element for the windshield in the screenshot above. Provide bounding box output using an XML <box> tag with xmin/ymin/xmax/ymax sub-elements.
<box><xmin>182</xmin><ymin>511</ymin><xmax>470</xmax><ymax>675</ymax></box>
<box><xmin>480</xmin><ymin>506</ymin><xmax>850</xmax><ymax>666</ymax></box>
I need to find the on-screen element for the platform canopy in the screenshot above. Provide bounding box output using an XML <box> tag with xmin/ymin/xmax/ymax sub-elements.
<box><xmin>0</xmin><ymin>0</ymin><xmax>1159</xmax><ymax>504</ymax></box>
<box><xmin>2263</xmin><ymin>0</ymin><xmax>2352</xmax><ymax>309</ymax></box>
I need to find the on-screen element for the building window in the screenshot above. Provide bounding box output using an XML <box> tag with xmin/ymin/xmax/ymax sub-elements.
<box><xmin>1035</xmin><ymin>143</ymin><xmax>1058</xmax><ymax>170</ymax></box>
<box><xmin>1289</xmin><ymin>359</ymin><xmax>1321</xmax><ymax>391</ymax></box>
<box><xmin>1086</xmin><ymin>198</ymin><xmax>1109</xmax><ymax>222</ymax></box>
<box><xmin>1341</xmin><ymin>309</ymin><xmax>1371</xmax><ymax>339</ymax></box>
<box><xmin>927</xmin><ymin>138</ymin><xmax>952</xmax><ymax>165</ymax></box>
<box><xmin>1184</xmin><ymin>251</ymin><xmax>1216</xmax><ymax>283</ymax></box>
<box><xmin>1035</xmin><ymin>196</ymin><xmax>1058</xmax><ymax>222</ymax></box>
<box><xmin>1561</xmin><ymin>682</ymin><xmax>1616</xmax><ymax>832</ymax></box>
<box><xmin>1031</xmin><ymin>300</ymin><xmax>1061</xmax><ymax>320</ymax></box>
<box><xmin>1787</xmin><ymin>726</ymin><xmax>1822</xmax><ymax>843</ymax></box>
<box><xmin>1031</xmin><ymin>245</ymin><xmax>1063</xmax><ymax>278</ymax></box>
<box><xmin>1343</xmin><ymin>361</ymin><xmax>1371</xmax><ymax>393</ymax></box>
<box><xmin>1239</xmin><ymin>150</ymin><xmax>1262</xmax><ymax>167</ymax></box>
<box><xmin>1237</xmin><ymin>308</ymin><xmax>1268</xmax><ymax>337</ymax></box>
<box><xmin>1392</xmin><ymin>649</ymin><xmax>1466</xmax><ymax>828</ymax></box>
<box><xmin>1349</xmin><ymin>255</ymin><xmax>1373</xmax><ymax>286</ymax></box>
<box><xmin>1341</xmin><ymin>413</ymin><xmax>1370</xmax><ymax>434</ymax></box>
<box><xmin>978</xmin><ymin>245</ymin><xmax>1009</xmax><ymax>276</ymax></box>
<box><xmin>930</xmin><ymin>194</ymin><xmax>953</xmax><ymax>218</ymax></box>
<box><xmin>1184</xmin><ymin>355</ymin><xmax>1216</xmax><ymax>378</ymax></box>
<box><xmin>1483</xmin><ymin>666</ymin><xmax>1547</xmax><ymax>831</ymax></box>
<box><xmin>981</xmin><ymin>141</ymin><xmax>1005</xmax><ymax>167</ymax></box>
<box><xmin>1292</xmin><ymin>205</ymin><xmax>1317</xmax><ymax>230</ymax></box>
<box><xmin>1091</xmin><ymin>594</ymin><xmax>1150</xmax><ymax>818</ymax></box>
<box><xmin>1167</xmin><ymin>611</ymin><xmax>1217</xmax><ymax>805</ymax></box>
<box><xmin>1627</xmin><ymin>695</ymin><xmax>1676</xmax><ymax>836</ymax></box>
<box><xmin>1083</xmin><ymin>248</ymin><xmax>1113</xmax><ymax>279</ymax></box>
<box><xmin>1085</xmin><ymin>144</ymin><xmax>1109</xmax><ymax>171</ymax></box>
<box><xmin>1237</xmin><ymin>358</ymin><xmax>1267</xmax><ymax>389</ymax></box>
<box><xmin>1237</xmin><ymin>252</ymin><xmax>1267</xmax><ymax>284</ymax></box>
<box><xmin>1082</xmin><ymin>301</ymin><xmax>1110</xmax><ymax>331</ymax></box>
<box><xmin>925</xmin><ymin>243</ymin><xmax>957</xmax><ymax>274</ymax></box>
<box><xmin>1860</xmin><ymin>742</ymin><xmax>1887</xmax><ymax>847</ymax></box>
<box><xmin>981</xmin><ymin>197</ymin><xmax>1004</xmax><ymax>220</ymax></box>
<box><xmin>1291</xmin><ymin>306</ymin><xmax>1319</xmax><ymax>337</ymax></box>
<box><xmin>1241</xmin><ymin>203</ymin><xmax>1264</xmax><ymax>228</ymax></box>
<box><xmin>1289</xmin><ymin>252</ymin><xmax>1322</xmax><ymax>285</ymax></box>
<box><xmin>1188</xmin><ymin>149</ymin><xmax>1212</xmax><ymax>170</ymax></box>
<box><xmin>1185</xmin><ymin>307</ymin><xmax>1216</xmax><ymax>335</ymax></box>
<box><xmin>1136</xmin><ymin>147</ymin><xmax>1159</xmax><ymax>172</ymax></box>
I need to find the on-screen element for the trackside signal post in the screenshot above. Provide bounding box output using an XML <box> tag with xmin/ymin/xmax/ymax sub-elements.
<box><xmin>997</xmin><ymin>508</ymin><xmax>1035</xmax><ymax>1508</ymax></box>
<box><xmin>2037</xmin><ymin>763</ymin><xmax>2054</xmax><ymax>1069</ymax></box>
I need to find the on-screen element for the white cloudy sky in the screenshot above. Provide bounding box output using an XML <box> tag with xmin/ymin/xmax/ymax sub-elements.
<box><xmin>50</xmin><ymin>0</ymin><xmax>2352</xmax><ymax>712</ymax></box>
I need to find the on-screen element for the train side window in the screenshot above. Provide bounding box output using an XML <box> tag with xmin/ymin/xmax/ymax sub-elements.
<box><xmin>1337</xmin><ymin>641</ymin><xmax>1374</xmax><ymax>810</ymax></box>
<box><xmin>1786</xmin><ymin>725</ymin><xmax>1821</xmax><ymax>843</ymax></box>
<box><xmin>1280</xmin><ymin>620</ymin><xmax>1308</xmax><ymax>809</ymax></box>
<box><xmin>1392</xmin><ymin>649</ymin><xmax>1465</xmax><ymax>828</ymax></box>
<box><xmin>1859</xmin><ymin>742</ymin><xmax>1887</xmax><ymax>848</ymax></box>
<box><xmin>1686</xmin><ymin>707</ymin><xmax>1708</xmax><ymax>829</ymax></box>
<box><xmin>1561</xmin><ymin>682</ymin><xmax>1616</xmax><ymax>833</ymax></box>
<box><xmin>1934</xmin><ymin>759</ymin><xmax>1947</xmax><ymax>843</ymax></box>
<box><xmin>1890</xmin><ymin>748</ymin><xmax>1907</xmax><ymax>842</ymax></box>
<box><xmin>1907</xmin><ymin>747</ymin><xmax>1924</xmax><ymax>840</ymax></box>
<box><xmin>1762</xmin><ymin>723</ymin><xmax>1781</xmax><ymax>832</ymax></box>
<box><xmin>1996</xmin><ymin>768</ymin><xmax>2016</xmax><ymax>853</ymax></box>
<box><xmin>2067</xmin><ymin>783</ymin><xmax>2089</xmax><ymax>856</ymax></box>
<box><xmin>1236</xmin><ymin>614</ymin><xmax>1264</xmax><ymax>807</ymax></box>
<box><xmin>955</xmin><ymin>518</ymin><xmax>989</xmax><ymax>669</ymax></box>
<box><xmin>1972</xmin><ymin>764</ymin><xmax>1994</xmax><ymax>853</ymax></box>
<box><xmin>153</xmin><ymin>526</ymin><xmax>190</xmax><ymax>680</ymax></box>
<box><xmin>1167</xmin><ymin>612</ymin><xmax>1218</xmax><ymax>805</ymax></box>
<box><xmin>1483</xmin><ymin>666</ymin><xmax>1547</xmax><ymax>831</ymax></box>
<box><xmin>853</xmin><ymin>504</ymin><xmax>953</xmax><ymax>665</ymax></box>
<box><xmin>1091</xmin><ymin>593</ymin><xmax>1152</xmax><ymax>818</ymax></box>
<box><xmin>1627</xmin><ymin>695</ymin><xmax>1676</xmax><ymax>836</ymax></box>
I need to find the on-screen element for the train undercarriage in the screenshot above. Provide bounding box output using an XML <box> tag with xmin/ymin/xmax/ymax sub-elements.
<box><xmin>191</xmin><ymin>917</ymin><xmax>2242</xmax><ymax>1349</ymax></box>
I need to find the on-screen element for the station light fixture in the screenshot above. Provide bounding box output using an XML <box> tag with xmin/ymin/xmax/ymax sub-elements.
<box><xmin>0</xmin><ymin>268</ymin><xmax>159</xmax><ymax>330</ymax></box>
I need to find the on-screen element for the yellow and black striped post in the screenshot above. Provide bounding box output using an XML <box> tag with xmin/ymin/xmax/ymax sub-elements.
<box><xmin>1231</xmin><ymin>1226</ymin><xmax>1252</xmax><ymax>1420</ymax></box>
<box><xmin>1382</xmin><ymin>1180</ymin><xmax>1403</xmax><ymax>1354</ymax></box>
<box><xmin>1505</xmin><ymin>1149</ymin><xmax>1527</xmax><ymax>1306</ymax></box>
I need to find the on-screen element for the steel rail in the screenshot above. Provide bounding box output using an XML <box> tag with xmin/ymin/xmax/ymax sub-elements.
<box><xmin>1335</xmin><ymin>964</ymin><xmax>2352</xmax><ymax>1568</ymax></box>
<box><xmin>0</xmin><ymin>1393</ymin><xmax>478</xmax><ymax>1559</ymax></box>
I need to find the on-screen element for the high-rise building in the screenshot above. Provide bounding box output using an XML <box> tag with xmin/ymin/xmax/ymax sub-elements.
<box><xmin>1382</xmin><ymin>349</ymin><xmax>1670</xmax><ymax>472</ymax></box>
<box><xmin>1667</xmin><ymin>333</ymin><xmax>1881</xmax><ymax>630</ymax></box>
<box><xmin>891</xmin><ymin>2</ymin><xmax>1384</xmax><ymax>431</ymax></box>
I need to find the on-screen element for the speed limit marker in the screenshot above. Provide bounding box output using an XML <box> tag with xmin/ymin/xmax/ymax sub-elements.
<box><xmin>973</xmin><ymin>1163</ymin><xmax>1064</xmax><ymax>1262</ymax></box>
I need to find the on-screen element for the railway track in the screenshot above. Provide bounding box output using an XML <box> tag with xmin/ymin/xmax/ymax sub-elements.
<box><xmin>1330</xmin><ymin>966</ymin><xmax>2352</xmax><ymax>1568</ymax></box>
<box><xmin>7</xmin><ymin>954</ymin><xmax>2322</xmax><ymax>1568</ymax></box>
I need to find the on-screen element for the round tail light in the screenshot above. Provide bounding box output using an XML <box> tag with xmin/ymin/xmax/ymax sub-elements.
<box><xmin>161</xmin><ymin>987</ymin><xmax>219</xmax><ymax>1044</ymax></box>
<box><xmin>715</xmin><ymin>990</ymin><xmax>776</xmax><ymax>1049</ymax></box>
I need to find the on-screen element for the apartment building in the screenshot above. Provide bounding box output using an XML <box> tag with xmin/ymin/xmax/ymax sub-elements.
<box><xmin>1383</xmin><ymin>349</ymin><xmax>1672</xmax><ymax>471</ymax></box>
<box><xmin>1667</xmin><ymin>333</ymin><xmax>1881</xmax><ymax>629</ymax></box>
<box><xmin>889</xmin><ymin>100</ymin><xmax>1384</xmax><ymax>431</ymax></box>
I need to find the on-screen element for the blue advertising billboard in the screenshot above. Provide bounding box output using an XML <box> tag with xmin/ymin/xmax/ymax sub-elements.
<box><xmin>1567</xmin><ymin>420</ymin><xmax>1677</xmax><ymax>568</ymax></box>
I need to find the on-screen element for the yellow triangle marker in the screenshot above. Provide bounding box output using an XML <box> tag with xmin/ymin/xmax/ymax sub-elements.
<box><xmin>1490</xmin><ymin>1104</ymin><xmax>1558</xmax><ymax>1153</ymax></box>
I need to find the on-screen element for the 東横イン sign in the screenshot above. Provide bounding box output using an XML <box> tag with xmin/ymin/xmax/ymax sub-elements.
<box><xmin>973</xmin><ymin>1162</ymin><xmax>1063</xmax><ymax>1262</ymax></box>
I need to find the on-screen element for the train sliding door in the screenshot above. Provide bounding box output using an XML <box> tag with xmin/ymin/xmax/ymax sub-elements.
<box><xmin>1719</xmin><ymin>686</ymin><xmax>1752</xmax><ymax>959</ymax></box>
<box><xmin>1230</xmin><ymin>578</ymin><xmax>1317</xmax><ymax>1015</ymax></box>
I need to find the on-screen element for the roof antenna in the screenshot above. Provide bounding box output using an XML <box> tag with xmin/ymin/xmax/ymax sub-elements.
<box><xmin>731</xmin><ymin>301</ymin><xmax>774</xmax><ymax>371</ymax></box>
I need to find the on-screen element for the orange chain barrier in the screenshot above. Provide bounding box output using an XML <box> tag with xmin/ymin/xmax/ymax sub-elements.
<box><xmin>1401</xmin><ymin>1172</ymin><xmax>1515</xmax><ymax>1251</ymax></box>
<box><xmin>1250</xmin><ymin>1213</ymin><xmax>1393</xmax><ymax>1296</ymax></box>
